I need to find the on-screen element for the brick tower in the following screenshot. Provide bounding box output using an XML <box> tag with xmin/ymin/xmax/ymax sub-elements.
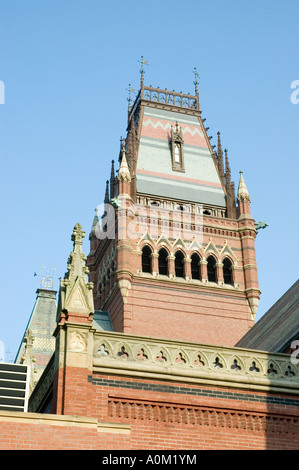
<box><xmin>87</xmin><ymin>69</ymin><xmax>260</xmax><ymax>347</ymax></box>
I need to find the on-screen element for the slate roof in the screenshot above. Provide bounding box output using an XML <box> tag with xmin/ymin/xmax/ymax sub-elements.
<box><xmin>236</xmin><ymin>280</ymin><xmax>299</xmax><ymax>352</ymax></box>
<box><xmin>93</xmin><ymin>310</ymin><xmax>114</xmax><ymax>332</ymax></box>
<box><xmin>137</xmin><ymin>106</ymin><xmax>226</xmax><ymax>206</ymax></box>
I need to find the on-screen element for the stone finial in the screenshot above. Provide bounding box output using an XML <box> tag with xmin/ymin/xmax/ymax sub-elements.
<box><xmin>110</xmin><ymin>160</ymin><xmax>116</xmax><ymax>199</ymax></box>
<box><xmin>237</xmin><ymin>171</ymin><xmax>251</xmax><ymax>203</ymax></box>
<box><xmin>217</xmin><ymin>132</ymin><xmax>224</xmax><ymax>179</ymax></box>
<box><xmin>90</xmin><ymin>208</ymin><xmax>100</xmax><ymax>239</ymax></box>
<box><xmin>225</xmin><ymin>149</ymin><xmax>231</xmax><ymax>186</ymax></box>
<box><xmin>57</xmin><ymin>223</ymin><xmax>94</xmax><ymax>323</ymax></box>
<box><xmin>118</xmin><ymin>148</ymin><xmax>131</xmax><ymax>182</ymax></box>
<box><xmin>104</xmin><ymin>180</ymin><xmax>109</xmax><ymax>203</ymax></box>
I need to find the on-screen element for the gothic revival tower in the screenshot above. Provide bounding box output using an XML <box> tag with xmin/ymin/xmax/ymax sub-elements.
<box><xmin>87</xmin><ymin>69</ymin><xmax>260</xmax><ymax>347</ymax></box>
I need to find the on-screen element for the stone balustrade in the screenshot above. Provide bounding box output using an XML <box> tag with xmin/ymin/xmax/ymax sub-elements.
<box><xmin>93</xmin><ymin>330</ymin><xmax>299</xmax><ymax>394</ymax></box>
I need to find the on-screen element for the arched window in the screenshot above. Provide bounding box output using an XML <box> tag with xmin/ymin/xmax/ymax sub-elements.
<box><xmin>174</xmin><ymin>143</ymin><xmax>181</xmax><ymax>163</ymax></box>
<box><xmin>175</xmin><ymin>250</ymin><xmax>185</xmax><ymax>278</ymax></box>
<box><xmin>207</xmin><ymin>255</ymin><xmax>217</xmax><ymax>283</ymax></box>
<box><xmin>142</xmin><ymin>245</ymin><xmax>152</xmax><ymax>273</ymax></box>
<box><xmin>158</xmin><ymin>248</ymin><xmax>168</xmax><ymax>276</ymax></box>
<box><xmin>191</xmin><ymin>253</ymin><xmax>201</xmax><ymax>280</ymax></box>
<box><xmin>223</xmin><ymin>257</ymin><xmax>233</xmax><ymax>285</ymax></box>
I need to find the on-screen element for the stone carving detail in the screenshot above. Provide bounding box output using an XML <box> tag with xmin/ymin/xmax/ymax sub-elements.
<box><xmin>175</xmin><ymin>352</ymin><xmax>186</xmax><ymax>364</ymax></box>
<box><xmin>156</xmin><ymin>350</ymin><xmax>167</xmax><ymax>363</ymax></box>
<box><xmin>69</xmin><ymin>332</ymin><xmax>86</xmax><ymax>351</ymax></box>
<box><xmin>92</xmin><ymin>332</ymin><xmax>299</xmax><ymax>390</ymax></box>
<box><xmin>118</xmin><ymin>346</ymin><xmax>129</xmax><ymax>359</ymax></box>
<box><xmin>137</xmin><ymin>349</ymin><xmax>148</xmax><ymax>360</ymax></box>
<box><xmin>96</xmin><ymin>344</ymin><xmax>109</xmax><ymax>357</ymax></box>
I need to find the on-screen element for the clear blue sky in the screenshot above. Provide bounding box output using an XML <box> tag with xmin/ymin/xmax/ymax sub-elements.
<box><xmin>0</xmin><ymin>0</ymin><xmax>298</xmax><ymax>361</ymax></box>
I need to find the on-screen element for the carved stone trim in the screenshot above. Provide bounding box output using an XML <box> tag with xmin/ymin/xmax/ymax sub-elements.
<box><xmin>93</xmin><ymin>331</ymin><xmax>299</xmax><ymax>394</ymax></box>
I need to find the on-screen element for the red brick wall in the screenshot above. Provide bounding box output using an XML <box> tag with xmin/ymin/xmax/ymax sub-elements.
<box><xmin>48</xmin><ymin>367</ymin><xmax>299</xmax><ymax>450</ymax></box>
<box><xmin>99</xmin><ymin>378</ymin><xmax>299</xmax><ymax>450</ymax></box>
<box><xmin>125</xmin><ymin>279</ymin><xmax>253</xmax><ymax>345</ymax></box>
<box><xmin>88</xmin><ymin>207</ymin><xmax>259</xmax><ymax>347</ymax></box>
<box><xmin>0</xmin><ymin>412</ymin><xmax>131</xmax><ymax>450</ymax></box>
<box><xmin>3</xmin><ymin>365</ymin><xmax>299</xmax><ymax>450</ymax></box>
<box><xmin>91</xmin><ymin>375</ymin><xmax>299</xmax><ymax>450</ymax></box>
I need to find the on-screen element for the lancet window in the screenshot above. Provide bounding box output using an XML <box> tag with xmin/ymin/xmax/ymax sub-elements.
<box><xmin>191</xmin><ymin>253</ymin><xmax>201</xmax><ymax>280</ymax></box>
<box><xmin>171</xmin><ymin>122</ymin><xmax>184</xmax><ymax>171</ymax></box>
<box><xmin>174</xmin><ymin>250</ymin><xmax>185</xmax><ymax>278</ymax></box>
<box><xmin>207</xmin><ymin>255</ymin><xmax>217</xmax><ymax>283</ymax></box>
<box><xmin>158</xmin><ymin>248</ymin><xmax>169</xmax><ymax>276</ymax></box>
<box><xmin>141</xmin><ymin>245</ymin><xmax>152</xmax><ymax>273</ymax></box>
<box><xmin>223</xmin><ymin>257</ymin><xmax>233</xmax><ymax>285</ymax></box>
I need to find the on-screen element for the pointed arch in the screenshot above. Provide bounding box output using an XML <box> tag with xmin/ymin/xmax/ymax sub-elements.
<box><xmin>141</xmin><ymin>245</ymin><xmax>152</xmax><ymax>273</ymax></box>
<box><xmin>158</xmin><ymin>247</ymin><xmax>169</xmax><ymax>276</ymax></box>
<box><xmin>174</xmin><ymin>250</ymin><xmax>185</xmax><ymax>278</ymax></box>
<box><xmin>223</xmin><ymin>257</ymin><xmax>233</xmax><ymax>285</ymax></box>
<box><xmin>191</xmin><ymin>252</ymin><xmax>201</xmax><ymax>280</ymax></box>
<box><xmin>207</xmin><ymin>255</ymin><xmax>217</xmax><ymax>283</ymax></box>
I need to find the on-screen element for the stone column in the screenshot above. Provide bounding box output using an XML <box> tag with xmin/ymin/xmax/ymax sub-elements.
<box><xmin>184</xmin><ymin>256</ymin><xmax>192</xmax><ymax>280</ymax></box>
<box><xmin>216</xmin><ymin>262</ymin><xmax>224</xmax><ymax>285</ymax></box>
<box><xmin>151</xmin><ymin>252</ymin><xmax>159</xmax><ymax>276</ymax></box>
<box><xmin>168</xmin><ymin>255</ymin><xmax>176</xmax><ymax>278</ymax></box>
<box><xmin>201</xmin><ymin>259</ymin><xmax>208</xmax><ymax>282</ymax></box>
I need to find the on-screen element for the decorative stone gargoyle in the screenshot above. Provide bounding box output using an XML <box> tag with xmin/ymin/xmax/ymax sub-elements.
<box><xmin>254</xmin><ymin>222</ymin><xmax>269</xmax><ymax>231</ymax></box>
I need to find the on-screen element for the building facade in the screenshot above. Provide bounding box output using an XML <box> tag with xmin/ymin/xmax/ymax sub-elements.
<box><xmin>2</xmin><ymin>73</ymin><xmax>299</xmax><ymax>451</ymax></box>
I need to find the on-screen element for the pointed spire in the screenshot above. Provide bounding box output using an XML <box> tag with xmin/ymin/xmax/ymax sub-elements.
<box><xmin>126</xmin><ymin>84</ymin><xmax>135</xmax><ymax>115</ymax></box>
<box><xmin>118</xmin><ymin>136</ymin><xmax>124</xmax><ymax>163</ymax></box>
<box><xmin>104</xmin><ymin>179</ymin><xmax>109</xmax><ymax>204</ymax></box>
<box><xmin>237</xmin><ymin>171</ymin><xmax>251</xmax><ymax>203</ymax></box>
<box><xmin>90</xmin><ymin>208</ymin><xmax>100</xmax><ymax>239</ymax></box>
<box><xmin>224</xmin><ymin>149</ymin><xmax>236</xmax><ymax>218</ymax></box>
<box><xmin>139</xmin><ymin>56</ymin><xmax>149</xmax><ymax>96</ymax></box>
<box><xmin>110</xmin><ymin>159</ymin><xmax>115</xmax><ymax>180</ymax></box>
<box><xmin>193</xmin><ymin>67</ymin><xmax>199</xmax><ymax>96</ymax></box>
<box><xmin>217</xmin><ymin>132</ymin><xmax>224</xmax><ymax>181</ymax></box>
<box><xmin>126</xmin><ymin>113</ymin><xmax>136</xmax><ymax>173</ymax></box>
<box><xmin>110</xmin><ymin>160</ymin><xmax>115</xmax><ymax>199</ymax></box>
<box><xmin>118</xmin><ymin>146</ymin><xmax>131</xmax><ymax>182</ymax></box>
<box><xmin>57</xmin><ymin>223</ymin><xmax>94</xmax><ymax>324</ymax></box>
<box><xmin>225</xmin><ymin>149</ymin><xmax>231</xmax><ymax>186</ymax></box>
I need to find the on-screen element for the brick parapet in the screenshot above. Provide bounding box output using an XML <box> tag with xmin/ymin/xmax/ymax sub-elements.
<box><xmin>27</xmin><ymin>328</ymin><xmax>299</xmax><ymax>449</ymax></box>
<box><xmin>0</xmin><ymin>410</ymin><xmax>130</xmax><ymax>450</ymax></box>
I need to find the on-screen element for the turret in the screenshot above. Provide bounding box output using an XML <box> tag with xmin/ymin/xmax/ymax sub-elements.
<box><xmin>117</xmin><ymin>146</ymin><xmax>131</xmax><ymax>196</ymax></box>
<box><xmin>237</xmin><ymin>170</ymin><xmax>251</xmax><ymax>216</ymax></box>
<box><xmin>236</xmin><ymin>171</ymin><xmax>260</xmax><ymax>319</ymax></box>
